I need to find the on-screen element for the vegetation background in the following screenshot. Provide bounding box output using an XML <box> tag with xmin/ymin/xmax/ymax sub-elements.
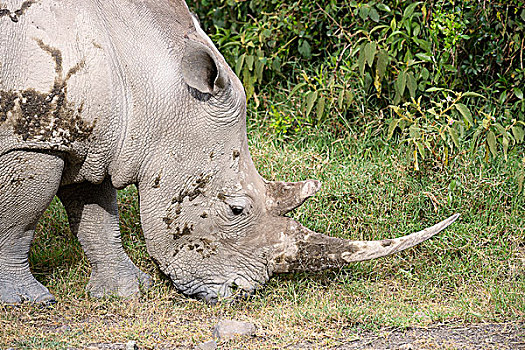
<box><xmin>194</xmin><ymin>0</ymin><xmax>525</xmax><ymax>168</ymax></box>
<box><xmin>1</xmin><ymin>0</ymin><xmax>524</xmax><ymax>349</ymax></box>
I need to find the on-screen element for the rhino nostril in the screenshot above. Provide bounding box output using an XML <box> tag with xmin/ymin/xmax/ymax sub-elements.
<box><xmin>194</xmin><ymin>291</ymin><xmax>218</xmax><ymax>305</ymax></box>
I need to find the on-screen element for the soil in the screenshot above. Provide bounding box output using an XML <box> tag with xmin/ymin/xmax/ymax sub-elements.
<box><xmin>81</xmin><ymin>322</ymin><xmax>524</xmax><ymax>350</ymax></box>
<box><xmin>296</xmin><ymin>322</ymin><xmax>525</xmax><ymax>350</ymax></box>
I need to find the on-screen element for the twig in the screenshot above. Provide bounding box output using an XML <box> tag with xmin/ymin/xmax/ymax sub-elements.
<box><xmin>520</xmin><ymin>38</ymin><xmax>525</xmax><ymax>69</ymax></box>
<box><xmin>316</xmin><ymin>4</ymin><xmax>356</xmax><ymax>42</ymax></box>
<box><xmin>333</xmin><ymin>43</ymin><xmax>351</xmax><ymax>77</ymax></box>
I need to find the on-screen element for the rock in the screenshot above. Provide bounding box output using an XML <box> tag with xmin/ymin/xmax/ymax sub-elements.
<box><xmin>125</xmin><ymin>340</ymin><xmax>137</xmax><ymax>350</ymax></box>
<box><xmin>212</xmin><ymin>319</ymin><xmax>256</xmax><ymax>340</ymax></box>
<box><xmin>57</xmin><ymin>325</ymin><xmax>71</xmax><ymax>332</ymax></box>
<box><xmin>85</xmin><ymin>343</ymin><xmax>128</xmax><ymax>349</ymax></box>
<box><xmin>194</xmin><ymin>340</ymin><xmax>218</xmax><ymax>350</ymax></box>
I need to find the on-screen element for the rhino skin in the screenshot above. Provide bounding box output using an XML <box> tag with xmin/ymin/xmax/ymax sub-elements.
<box><xmin>0</xmin><ymin>0</ymin><xmax>459</xmax><ymax>304</ymax></box>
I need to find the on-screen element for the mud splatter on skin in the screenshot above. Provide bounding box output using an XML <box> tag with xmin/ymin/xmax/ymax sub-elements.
<box><xmin>36</xmin><ymin>39</ymin><xmax>63</xmax><ymax>73</ymax></box>
<box><xmin>173</xmin><ymin>223</ymin><xmax>194</xmax><ymax>239</ymax></box>
<box><xmin>0</xmin><ymin>0</ymin><xmax>35</xmax><ymax>22</ymax></box>
<box><xmin>189</xmin><ymin>237</ymin><xmax>218</xmax><ymax>258</ymax></box>
<box><xmin>170</xmin><ymin>173</ymin><xmax>212</xmax><ymax>204</ymax></box>
<box><xmin>152</xmin><ymin>172</ymin><xmax>162</xmax><ymax>188</ymax></box>
<box><xmin>381</xmin><ymin>239</ymin><xmax>392</xmax><ymax>247</ymax></box>
<box><xmin>0</xmin><ymin>91</ymin><xmax>17</xmax><ymax>122</ymax></box>
<box><xmin>162</xmin><ymin>217</ymin><xmax>174</xmax><ymax>229</ymax></box>
<box><xmin>0</xmin><ymin>39</ymin><xmax>95</xmax><ymax>145</ymax></box>
<box><xmin>162</xmin><ymin>173</ymin><xmax>213</xmax><ymax>231</ymax></box>
<box><xmin>172</xmin><ymin>237</ymin><xmax>218</xmax><ymax>259</ymax></box>
<box><xmin>280</xmin><ymin>238</ymin><xmax>360</xmax><ymax>272</ymax></box>
<box><xmin>91</xmin><ymin>41</ymin><xmax>103</xmax><ymax>49</ymax></box>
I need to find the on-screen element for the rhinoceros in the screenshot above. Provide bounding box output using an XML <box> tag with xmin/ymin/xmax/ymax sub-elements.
<box><xmin>0</xmin><ymin>0</ymin><xmax>459</xmax><ymax>304</ymax></box>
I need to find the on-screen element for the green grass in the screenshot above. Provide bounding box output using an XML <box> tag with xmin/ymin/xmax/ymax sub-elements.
<box><xmin>249</xmin><ymin>123</ymin><xmax>524</xmax><ymax>320</ymax></box>
<box><xmin>1</xmin><ymin>120</ymin><xmax>523</xmax><ymax>349</ymax></box>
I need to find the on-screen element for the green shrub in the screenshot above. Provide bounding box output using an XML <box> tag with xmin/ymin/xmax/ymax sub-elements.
<box><xmin>189</xmin><ymin>0</ymin><xmax>525</xmax><ymax>174</ymax></box>
<box><xmin>353</xmin><ymin>1</ymin><xmax>524</xmax><ymax>168</ymax></box>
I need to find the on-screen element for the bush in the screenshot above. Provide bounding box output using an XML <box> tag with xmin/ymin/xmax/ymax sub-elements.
<box><xmin>190</xmin><ymin>0</ymin><xmax>525</xmax><ymax>176</ymax></box>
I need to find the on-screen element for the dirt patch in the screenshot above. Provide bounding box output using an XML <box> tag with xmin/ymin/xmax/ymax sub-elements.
<box><xmin>0</xmin><ymin>39</ymin><xmax>94</xmax><ymax>145</ymax></box>
<box><xmin>56</xmin><ymin>322</ymin><xmax>525</xmax><ymax>349</ymax></box>
<box><xmin>330</xmin><ymin>322</ymin><xmax>524</xmax><ymax>350</ymax></box>
<box><xmin>0</xmin><ymin>0</ymin><xmax>35</xmax><ymax>22</ymax></box>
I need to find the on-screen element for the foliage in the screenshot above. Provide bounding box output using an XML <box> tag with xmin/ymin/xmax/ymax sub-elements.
<box><xmin>191</xmin><ymin>0</ymin><xmax>525</xmax><ymax>177</ymax></box>
<box><xmin>352</xmin><ymin>0</ymin><xmax>525</xmax><ymax>169</ymax></box>
<box><xmin>192</xmin><ymin>0</ymin><xmax>360</xmax><ymax>132</ymax></box>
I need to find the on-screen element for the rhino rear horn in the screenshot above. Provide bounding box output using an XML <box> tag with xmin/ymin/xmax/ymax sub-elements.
<box><xmin>266</xmin><ymin>180</ymin><xmax>321</xmax><ymax>215</ymax></box>
<box><xmin>182</xmin><ymin>40</ymin><xmax>226</xmax><ymax>94</ymax></box>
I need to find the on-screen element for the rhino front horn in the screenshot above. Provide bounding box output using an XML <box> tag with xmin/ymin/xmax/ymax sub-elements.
<box><xmin>271</xmin><ymin>214</ymin><xmax>460</xmax><ymax>273</ymax></box>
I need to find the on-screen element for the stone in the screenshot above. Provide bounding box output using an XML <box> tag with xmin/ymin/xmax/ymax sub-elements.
<box><xmin>212</xmin><ymin>319</ymin><xmax>256</xmax><ymax>340</ymax></box>
<box><xmin>125</xmin><ymin>340</ymin><xmax>137</xmax><ymax>350</ymax></box>
<box><xmin>57</xmin><ymin>325</ymin><xmax>71</xmax><ymax>332</ymax></box>
<box><xmin>194</xmin><ymin>340</ymin><xmax>217</xmax><ymax>350</ymax></box>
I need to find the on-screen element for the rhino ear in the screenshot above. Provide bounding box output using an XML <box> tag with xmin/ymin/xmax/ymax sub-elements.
<box><xmin>182</xmin><ymin>40</ymin><xmax>227</xmax><ymax>94</ymax></box>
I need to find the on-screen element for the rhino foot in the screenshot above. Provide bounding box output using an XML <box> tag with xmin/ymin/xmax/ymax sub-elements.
<box><xmin>86</xmin><ymin>262</ymin><xmax>152</xmax><ymax>299</ymax></box>
<box><xmin>0</xmin><ymin>273</ymin><xmax>56</xmax><ymax>304</ymax></box>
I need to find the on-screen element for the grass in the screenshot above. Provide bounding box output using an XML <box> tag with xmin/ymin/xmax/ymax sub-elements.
<box><xmin>1</xmin><ymin>118</ymin><xmax>524</xmax><ymax>349</ymax></box>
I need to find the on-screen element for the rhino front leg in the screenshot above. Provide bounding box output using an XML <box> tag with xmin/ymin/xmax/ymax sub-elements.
<box><xmin>0</xmin><ymin>151</ymin><xmax>64</xmax><ymax>304</ymax></box>
<box><xmin>58</xmin><ymin>179</ymin><xmax>152</xmax><ymax>298</ymax></box>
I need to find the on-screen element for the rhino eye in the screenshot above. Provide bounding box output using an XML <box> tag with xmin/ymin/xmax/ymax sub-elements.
<box><xmin>229</xmin><ymin>205</ymin><xmax>244</xmax><ymax>216</ymax></box>
<box><xmin>214</xmin><ymin>195</ymin><xmax>256</xmax><ymax>233</ymax></box>
<box><xmin>222</xmin><ymin>195</ymin><xmax>252</xmax><ymax>219</ymax></box>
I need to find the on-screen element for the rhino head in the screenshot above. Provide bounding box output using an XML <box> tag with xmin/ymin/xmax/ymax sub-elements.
<box><xmin>120</xmin><ymin>9</ymin><xmax>459</xmax><ymax>304</ymax></box>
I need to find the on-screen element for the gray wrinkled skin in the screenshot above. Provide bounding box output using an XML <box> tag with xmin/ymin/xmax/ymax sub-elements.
<box><xmin>0</xmin><ymin>0</ymin><xmax>459</xmax><ymax>304</ymax></box>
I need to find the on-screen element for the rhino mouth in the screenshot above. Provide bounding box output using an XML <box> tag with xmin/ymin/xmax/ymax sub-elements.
<box><xmin>169</xmin><ymin>272</ymin><xmax>262</xmax><ymax>304</ymax></box>
<box><xmin>190</xmin><ymin>283</ymin><xmax>255</xmax><ymax>305</ymax></box>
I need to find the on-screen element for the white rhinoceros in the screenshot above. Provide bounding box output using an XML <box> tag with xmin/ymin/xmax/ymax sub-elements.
<box><xmin>0</xmin><ymin>0</ymin><xmax>458</xmax><ymax>304</ymax></box>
